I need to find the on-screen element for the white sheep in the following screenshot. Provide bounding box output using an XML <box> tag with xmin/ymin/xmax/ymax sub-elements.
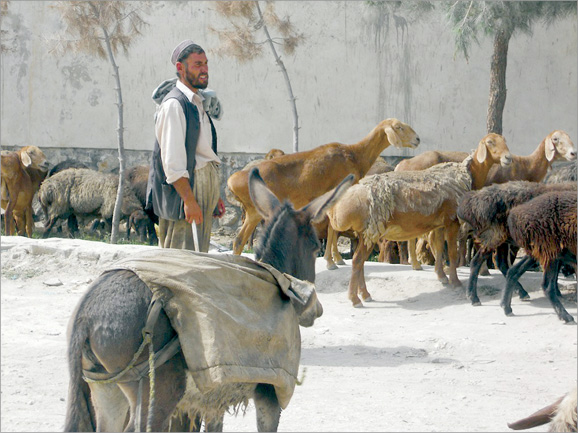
<box><xmin>39</xmin><ymin>168</ymin><xmax>142</xmax><ymax>238</ymax></box>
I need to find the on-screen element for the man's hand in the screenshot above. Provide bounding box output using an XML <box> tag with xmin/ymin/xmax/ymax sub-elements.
<box><xmin>213</xmin><ymin>197</ymin><xmax>226</xmax><ymax>219</ymax></box>
<box><xmin>172</xmin><ymin>177</ymin><xmax>203</xmax><ymax>224</ymax></box>
<box><xmin>184</xmin><ymin>197</ymin><xmax>203</xmax><ymax>224</ymax></box>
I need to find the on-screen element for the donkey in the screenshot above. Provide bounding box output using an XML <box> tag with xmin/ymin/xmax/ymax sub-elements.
<box><xmin>64</xmin><ymin>168</ymin><xmax>354</xmax><ymax>432</ymax></box>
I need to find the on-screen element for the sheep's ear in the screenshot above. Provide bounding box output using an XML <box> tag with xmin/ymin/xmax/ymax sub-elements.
<box><xmin>21</xmin><ymin>150</ymin><xmax>32</xmax><ymax>167</ymax></box>
<box><xmin>384</xmin><ymin>126</ymin><xmax>402</xmax><ymax>148</ymax></box>
<box><xmin>302</xmin><ymin>174</ymin><xmax>355</xmax><ymax>224</ymax></box>
<box><xmin>248</xmin><ymin>167</ymin><xmax>280</xmax><ymax>220</ymax></box>
<box><xmin>545</xmin><ymin>136</ymin><xmax>556</xmax><ymax>162</ymax></box>
<box><xmin>476</xmin><ymin>139</ymin><xmax>487</xmax><ymax>163</ymax></box>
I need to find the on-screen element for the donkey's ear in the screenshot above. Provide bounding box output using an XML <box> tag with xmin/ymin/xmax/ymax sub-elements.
<box><xmin>248</xmin><ymin>167</ymin><xmax>280</xmax><ymax>219</ymax></box>
<box><xmin>302</xmin><ymin>174</ymin><xmax>355</xmax><ymax>224</ymax></box>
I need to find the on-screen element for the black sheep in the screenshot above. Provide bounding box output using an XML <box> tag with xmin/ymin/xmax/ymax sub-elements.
<box><xmin>457</xmin><ymin>181</ymin><xmax>576</xmax><ymax>306</ymax></box>
<box><xmin>502</xmin><ymin>190</ymin><xmax>577</xmax><ymax>323</ymax></box>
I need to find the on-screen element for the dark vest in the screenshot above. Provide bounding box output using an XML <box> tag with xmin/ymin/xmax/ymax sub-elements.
<box><xmin>145</xmin><ymin>87</ymin><xmax>218</xmax><ymax>221</ymax></box>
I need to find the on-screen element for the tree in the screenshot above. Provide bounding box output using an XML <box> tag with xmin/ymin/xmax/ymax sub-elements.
<box><xmin>444</xmin><ymin>1</ymin><xmax>576</xmax><ymax>134</ymax></box>
<box><xmin>211</xmin><ymin>1</ymin><xmax>304</xmax><ymax>152</ymax></box>
<box><xmin>50</xmin><ymin>1</ymin><xmax>148</xmax><ymax>243</ymax></box>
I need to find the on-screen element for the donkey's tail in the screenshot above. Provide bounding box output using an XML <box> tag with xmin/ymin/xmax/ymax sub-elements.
<box><xmin>64</xmin><ymin>310</ymin><xmax>95</xmax><ymax>432</ymax></box>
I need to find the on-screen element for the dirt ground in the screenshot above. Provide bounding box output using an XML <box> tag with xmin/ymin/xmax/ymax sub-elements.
<box><xmin>1</xmin><ymin>235</ymin><xmax>576</xmax><ymax>432</ymax></box>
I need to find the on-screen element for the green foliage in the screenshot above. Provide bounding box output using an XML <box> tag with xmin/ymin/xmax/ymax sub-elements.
<box><xmin>442</xmin><ymin>1</ymin><xmax>577</xmax><ymax>61</ymax></box>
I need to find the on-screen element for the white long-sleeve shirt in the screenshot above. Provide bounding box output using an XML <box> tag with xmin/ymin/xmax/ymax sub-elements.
<box><xmin>155</xmin><ymin>80</ymin><xmax>220</xmax><ymax>184</ymax></box>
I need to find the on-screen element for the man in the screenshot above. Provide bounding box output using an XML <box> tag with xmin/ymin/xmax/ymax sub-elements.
<box><xmin>146</xmin><ymin>40</ymin><xmax>226</xmax><ymax>251</ymax></box>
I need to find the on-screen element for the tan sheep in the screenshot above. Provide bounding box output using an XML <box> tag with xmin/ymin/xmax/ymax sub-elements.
<box><xmin>327</xmin><ymin>133</ymin><xmax>512</xmax><ymax>307</ymax></box>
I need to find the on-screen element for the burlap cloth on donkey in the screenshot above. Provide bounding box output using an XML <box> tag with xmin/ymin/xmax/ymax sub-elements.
<box><xmin>105</xmin><ymin>248</ymin><xmax>322</xmax><ymax>409</ymax></box>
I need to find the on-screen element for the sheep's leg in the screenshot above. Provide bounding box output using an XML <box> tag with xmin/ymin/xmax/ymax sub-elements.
<box><xmin>430</xmin><ymin>228</ymin><xmax>449</xmax><ymax>284</ymax></box>
<box><xmin>324</xmin><ymin>226</ymin><xmax>338</xmax><ymax>270</ymax></box>
<box><xmin>408</xmin><ymin>238</ymin><xmax>422</xmax><ymax>270</ymax></box>
<box><xmin>543</xmin><ymin>259</ymin><xmax>575</xmax><ymax>323</ymax></box>
<box><xmin>232</xmin><ymin>210</ymin><xmax>262</xmax><ymax>255</ymax></box>
<box><xmin>254</xmin><ymin>383</ymin><xmax>281</xmax><ymax>432</ymax></box>
<box><xmin>4</xmin><ymin>198</ymin><xmax>17</xmax><ymax>236</ymax></box>
<box><xmin>398</xmin><ymin>241</ymin><xmax>409</xmax><ymax>265</ymax></box>
<box><xmin>495</xmin><ymin>244</ymin><xmax>531</xmax><ymax>300</ymax></box>
<box><xmin>466</xmin><ymin>249</ymin><xmax>492</xmax><ymax>305</ymax></box>
<box><xmin>42</xmin><ymin>216</ymin><xmax>60</xmax><ymax>239</ymax></box>
<box><xmin>500</xmin><ymin>255</ymin><xmax>535</xmax><ymax>316</ymax></box>
<box><xmin>349</xmin><ymin>238</ymin><xmax>373</xmax><ymax>307</ymax></box>
<box><xmin>25</xmin><ymin>207</ymin><xmax>34</xmax><ymax>237</ymax></box>
<box><xmin>445</xmin><ymin>223</ymin><xmax>462</xmax><ymax>287</ymax></box>
<box><xmin>332</xmin><ymin>233</ymin><xmax>346</xmax><ymax>266</ymax></box>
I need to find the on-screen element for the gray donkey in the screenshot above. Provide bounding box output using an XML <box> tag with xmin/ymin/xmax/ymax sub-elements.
<box><xmin>64</xmin><ymin>169</ymin><xmax>354</xmax><ymax>432</ymax></box>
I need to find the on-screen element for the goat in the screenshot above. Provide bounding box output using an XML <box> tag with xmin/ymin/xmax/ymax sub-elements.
<box><xmin>501</xmin><ymin>190</ymin><xmax>577</xmax><ymax>323</ymax></box>
<box><xmin>327</xmin><ymin>133</ymin><xmax>512</xmax><ymax>307</ymax></box>
<box><xmin>484</xmin><ymin>130</ymin><xmax>576</xmax><ymax>185</ymax></box>
<box><xmin>508</xmin><ymin>386</ymin><xmax>577</xmax><ymax>432</ymax></box>
<box><xmin>457</xmin><ymin>181</ymin><xmax>577</xmax><ymax>306</ymax></box>
<box><xmin>1</xmin><ymin>146</ymin><xmax>50</xmax><ymax>236</ymax></box>
<box><xmin>64</xmin><ymin>169</ymin><xmax>354</xmax><ymax>432</ymax></box>
<box><xmin>227</xmin><ymin>118</ymin><xmax>420</xmax><ymax>258</ymax></box>
<box><xmin>39</xmin><ymin>168</ymin><xmax>143</xmax><ymax>239</ymax></box>
<box><xmin>125</xmin><ymin>165</ymin><xmax>158</xmax><ymax>245</ymax></box>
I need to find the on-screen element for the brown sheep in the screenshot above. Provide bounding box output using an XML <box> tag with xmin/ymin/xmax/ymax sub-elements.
<box><xmin>227</xmin><ymin>118</ymin><xmax>420</xmax><ymax>257</ymax></box>
<box><xmin>1</xmin><ymin>146</ymin><xmax>50</xmax><ymax>236</ymax></box>
<box><xmin>327</xmin><ymin>133</ymin><xmax>512</xmax><ymax>307</ymax></box>
<box><xmin>485</xmin><ymin>130</ymin><xmax>576</xmax><ymax>185</ymax></box>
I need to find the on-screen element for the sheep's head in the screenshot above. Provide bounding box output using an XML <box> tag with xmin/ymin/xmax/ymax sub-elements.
<box><xmin>545</xmin><ymin>130</ymin><xmax>576</xmax><ymax>162</ymax></box>
<box><xmin>475</xmin><ymin>133</ymin><xmax>512</xmax><ymax>167</ymax></box>
<box><xmin>20</xmin><ymin>146</ymin><xmax>49</xmax><ymax>172</ymax></box>
<box><xmin>382</xmin><ymin>118</ymin><xmax>420</xmax><ymax>149</ymax></box>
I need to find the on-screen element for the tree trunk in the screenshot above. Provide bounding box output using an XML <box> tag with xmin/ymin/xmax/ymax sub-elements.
<box><xmin>486</xmin><ymin>28</ymin><xmax>511</xmax><ymax>135</ymax></box>
<box><xmin>102</xmin><ymin>26</ymin><xmax>125</xmax><ymax>244</ymax></box>
<box><xmin>255</xmin><ymin>1</ymin><xmax>299</xmax><ymax>152</ymax></box>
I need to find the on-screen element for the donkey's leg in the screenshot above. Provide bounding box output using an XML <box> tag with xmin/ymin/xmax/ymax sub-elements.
<box><xmin>254</xmin><ymin>384</ymin><xmax>281</xmax><ymax>432</ymax></box>
<box><xmin>89</xmin><ymin>382</ymin><xmax>130</xmax><ymax>431</ymax></box>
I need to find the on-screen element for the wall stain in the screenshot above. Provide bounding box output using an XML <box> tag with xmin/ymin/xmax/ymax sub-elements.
<box><xmin>61</xmin><ymin>61</ymin><xmax>92</xmax><ymax>90</ymax></box>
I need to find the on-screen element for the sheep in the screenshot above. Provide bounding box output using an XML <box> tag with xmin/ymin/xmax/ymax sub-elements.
<box><xmin>39</xmin><ymin>168</ymin><xmax>143</xmax><ymax>239</ymax></box>
<box><xmin>227</xmin><ymin>118</ymin><xmax>421</xmax><ymax>262</ymax></box>
<box><xmin>543</xmin><ymin>161</ymin><xmax>577</xmax><ymax>184</ymax></box>
<box><xmin>47</xmin><ymin>159</ymin><xmax>89</xmax><ymax>177</ymax></box>
<box><xmin>124</xmin><ymin>164</ymin><xmax>158</xmax><ymax>245</ymax></box>
<box><xmin>508</xmin><ymin>386</ymin><xmax>577</xmax><ymax>432</ymax></box>
<box><xmin>501</xmin><ymin>189</ymin><xmax>577</xmax><ymax>322</ymax></box>
<box><xmin>485</xmin><ymin>130</ymin><xmax>576</xmax><ymax>185</ymax></box>
<box><xmin>1</xmin><ymin>146</ymin><xmax>50</xmax><ymax>236</ymax></box>
<box><xmin>327</xmin><ymin>133</ymin><xmax>512</xmax><ymax>307</ymax></box>
<box><xmin>392</xmin><ymin>150</ymin><xmax>470</xmax><ymax>268</ymax></box>
<box><xmin>394</xmin><ymin>150</ymin><xmax>469</xmax><ymax>172</ymax></box>
<box><xmin>457</xmin><ymin>181</ymin><xmax>577</xmax><ymax>306</ymax></box>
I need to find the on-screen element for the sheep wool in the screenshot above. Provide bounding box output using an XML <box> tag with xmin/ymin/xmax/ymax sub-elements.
<box><xmin>361</xmin><ymin>158</ymin><xmax>473</xmax><ymax>245</ymax></box>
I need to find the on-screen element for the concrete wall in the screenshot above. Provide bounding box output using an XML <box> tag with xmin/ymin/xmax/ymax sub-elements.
<box><xmin>1</xmin><ymin>1</ymin><xmax>576</xmax><ymax>160</ymax></box>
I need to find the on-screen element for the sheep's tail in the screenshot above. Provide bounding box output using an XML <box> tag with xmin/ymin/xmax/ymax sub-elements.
<box><xmin>64</xmin><ymin>310</ymin><xmax>95</xmax><ymax>432</ymax></box>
